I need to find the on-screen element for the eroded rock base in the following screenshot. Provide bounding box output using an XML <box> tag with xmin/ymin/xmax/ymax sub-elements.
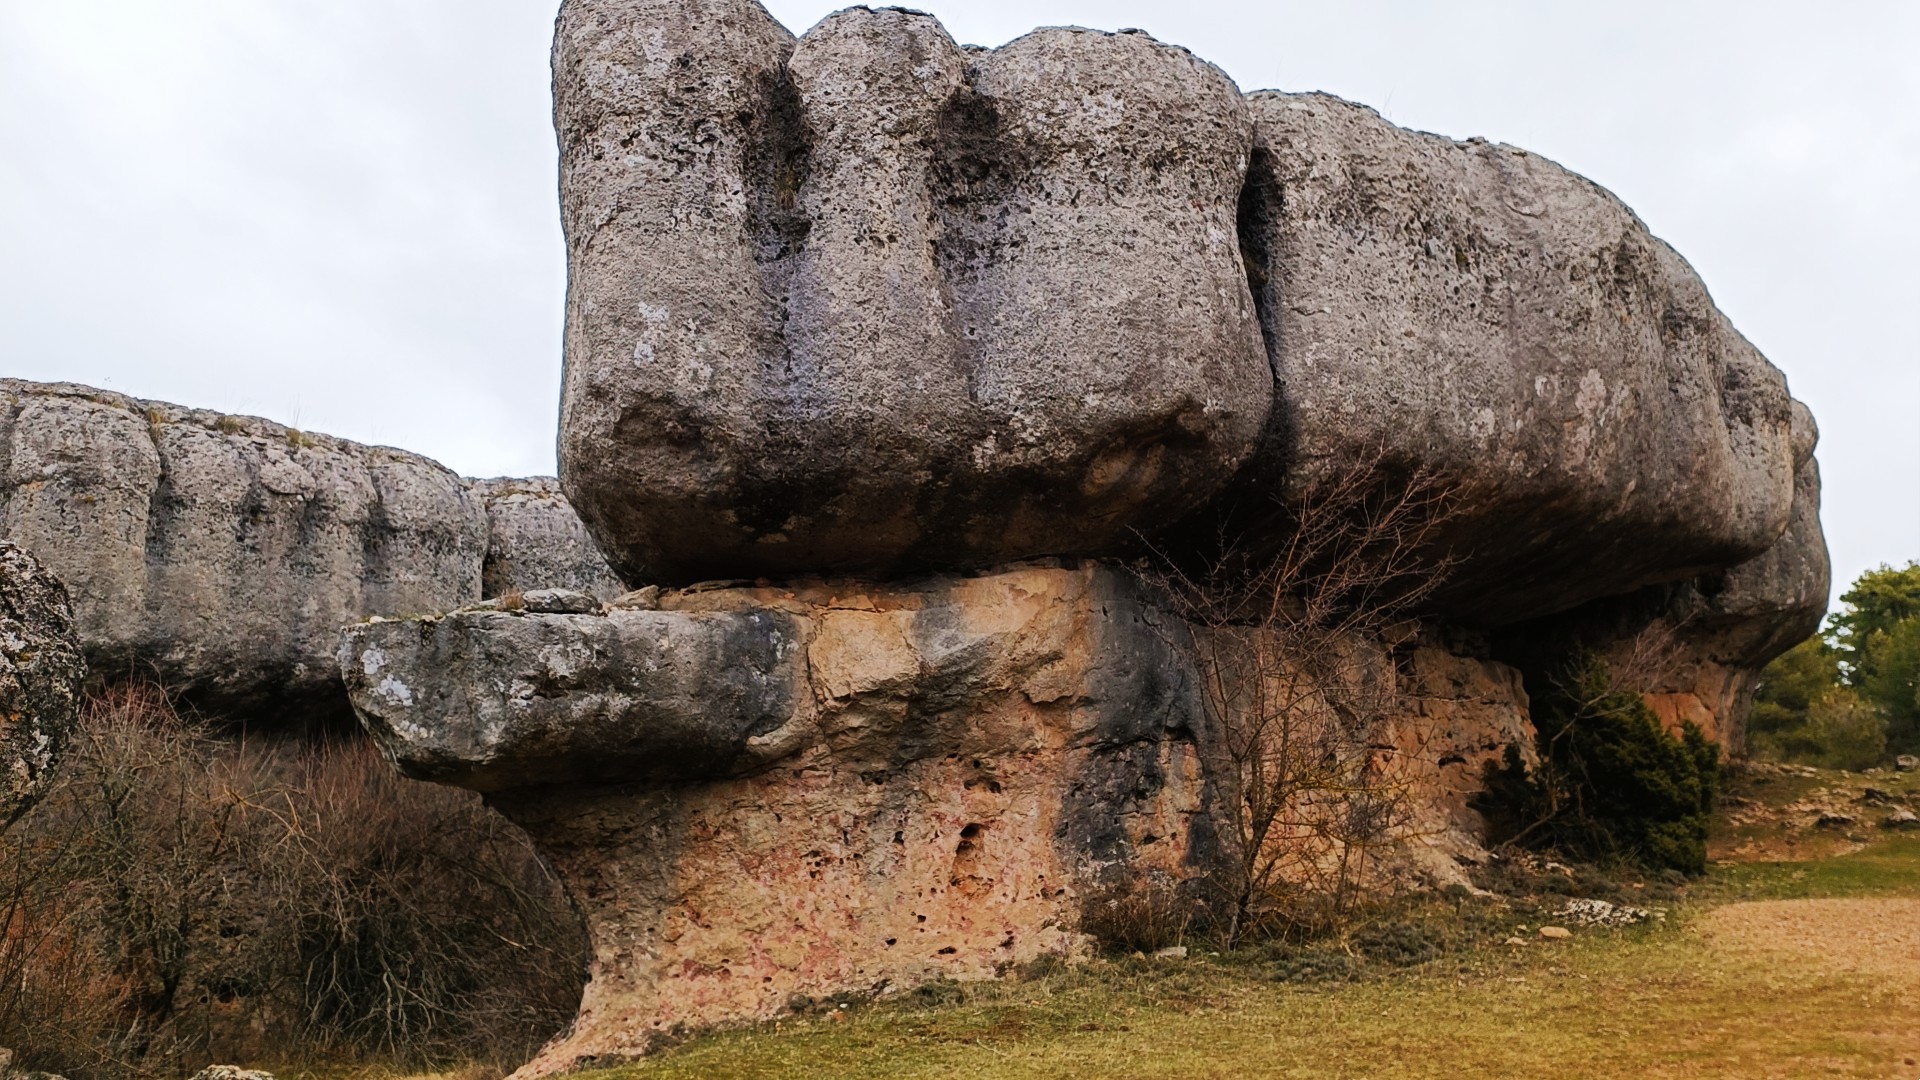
<box><xmin>342</xmin><ymin>563</ymin><xmax>1537</xmax><ymax>1074</ymax></box>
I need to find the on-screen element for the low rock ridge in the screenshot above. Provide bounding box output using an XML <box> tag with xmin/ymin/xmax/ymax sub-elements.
<box><xmin>0</xmin><ymin>380</ymin><xmax>619</xmax><ymax>722</ymax></box>
<box><xmin>340</xmin><ymin>561</ymin><xmax>1534</xmax><ymax>1073</ymax></box>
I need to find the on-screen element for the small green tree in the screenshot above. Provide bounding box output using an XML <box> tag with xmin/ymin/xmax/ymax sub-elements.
<box><xmin>1479</xmin><ymin>657</ymin><xmax>1720</xmax><ymax>875</ymax></box>
<box><xmin>1749</xmin><ymin>636</ymin><xmax>1839</xmax><ymax>741</ymax></box>
<box><xmin>1750</xmin><ymin>562</ymin><xmax>1920</xmax><ymax>764</ymax></box>
<box><xmin>1860</xmin><ymin>616</ymin><xmax>1920</xmax><ymax>754</ymax></box>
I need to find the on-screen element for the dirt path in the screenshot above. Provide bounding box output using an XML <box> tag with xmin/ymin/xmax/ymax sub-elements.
<box><xmin>1697</xmin><ymin>898</ymin><xmax>1920</xmax><ymax>986</ymax></box>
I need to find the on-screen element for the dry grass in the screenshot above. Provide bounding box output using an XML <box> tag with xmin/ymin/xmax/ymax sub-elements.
<box><xmin>0</xmin><ymin>686</ymin><xmax>584</xmax><ymax>1078</ymax></box>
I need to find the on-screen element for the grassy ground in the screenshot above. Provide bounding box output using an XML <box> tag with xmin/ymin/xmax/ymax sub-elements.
<box><xmin>290</xmin><ymin>767</ymin><xmax>1920</xmax><ymax>1080</ymax></box>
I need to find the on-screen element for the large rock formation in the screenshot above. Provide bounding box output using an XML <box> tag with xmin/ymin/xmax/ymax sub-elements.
<box><xmin>471</xmin><ymin>477</ymin><xmax>626</xmax><ymax>601</ymax></box>
<box><xmin>342</xmin><ymin>562</ymin><xmax>1531</xmax><ymax>1071</ymax></box>
<box><xmin>326</xmin><ymin>2</ymin><xmax>1831</xmax><ymax>1070</ymax></box>
<box><xmin>1208</xmin><ymin>92</ymin><xmax>1797</xmax><ymax>625</ymax></box>
<box><xmin>0</xmin><ymin>380</ymin><xmax>620</xmax><ymax>722</ymax></box>
<box><xmin>1</xmin><ymin>540</ymin><xmax>85</xmax><ymax>828</ymax></box>
<box><xmin>554</xmin><ymin>0</ymin><xmax>1271</xmax><ymax>585</ymax></box>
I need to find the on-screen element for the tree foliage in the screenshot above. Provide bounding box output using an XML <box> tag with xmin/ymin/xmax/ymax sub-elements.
<box><xmin>1826</xmin><ymin>561</ymin><xmax>1920</xmax><ymax>682</ymax></box>
<box><xmin>1479</xmin><ymin>656</ymin><xmax>1720</xmax><ymax>875</ymax></box>
<box><xmin>1754</xmin><ymin>561</ymin><xmax>1920</xmax><ymax>763</ymax></box>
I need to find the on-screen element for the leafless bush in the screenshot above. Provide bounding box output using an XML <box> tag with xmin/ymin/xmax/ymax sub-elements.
<box><xmin>1146</xmin><ymin>458</ymin><xmax>1461</xmax><ymax>948</ymax></box>
<box><xmin>1077</xmin><ymin>873</ymin><xmax>1195</xmax><ymax>955</ymax></box>
<box><xmin>0</xmin><ymin>686</ymin><xmax>585</xmax><ymax>1078</ymax></box>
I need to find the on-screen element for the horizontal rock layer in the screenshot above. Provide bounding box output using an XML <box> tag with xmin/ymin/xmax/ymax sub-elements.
<box><xmin>0</xmin><ymin>380</ymin><xmax>617</xmax><ymax>722</ymax></box>
<box><xmin>1</xmin><ymin>539</ymin><xmax>85</xmax><ymax>828</ymax></box>
<box><xmin>341</xmin><ymin>562</ymin><xmax>1533</xmax><ymax>1073</ymax></box>
<box><xmin>1205</xmin><ymin>92</ymin><xmax>1798</xmax><ymax>625</ymax></box>
<box><xmin>555</xmin><ymin>0</ymin><xmax>1271</xmax><ymax>584</ymax></box>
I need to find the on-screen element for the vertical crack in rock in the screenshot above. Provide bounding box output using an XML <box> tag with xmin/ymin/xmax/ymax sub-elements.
<box><xmin>1176</xmin><ymin>91</ymin><xmax>1799</xmax><ymax>625</ymax></box>
<box><xmin>554</xmin><ymin>0</ymin><xmax>1272</xmax><ymax>585</ymax></box>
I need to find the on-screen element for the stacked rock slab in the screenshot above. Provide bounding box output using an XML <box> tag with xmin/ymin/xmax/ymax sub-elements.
<box><xmin>1212</xmin><ymin>92</ymin><xmax>1797</xmax><ymax>624</ymax></box>
<box><xmin>1</xmin><ymin>540</ymin><xmax>85</xmax><ymax>829</ymax></box>
<box><xmin>0</xmin><ymin>379</ymin><xmax>623</xmax><ymax>724</ymax></box>
<box><xmin>554</xmin><ymin>0</ymin><xmax>1271</xmax><ymax>585</ymax></box>
<box><xmin>470</xmin><ymin>477</ymin><xmax>626</xmax><ymax>602</ymax></box>
<box><xmin>341</xmin><ymin>563</ymin><xmax>1534</xmax><ymax>1070</ymax></box>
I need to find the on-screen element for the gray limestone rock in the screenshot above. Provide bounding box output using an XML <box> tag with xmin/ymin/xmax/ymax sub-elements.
<box><xmin>1212</xmin><ymin>92</ymin><xmax>1797</xmax><ymax>624</ymax></box>
<box><xmin>470</xmin><ymin>477</ymin><xmax>626</xmax><ymax>600</ymax></box>
<box><xmin>1</xmin><ymin>540</ymin><xmax>85</xmax><ymax>829</ymax></box>
<box><xmin>553</xmin><ymin>0</ymin><xmax>1270</xmax><ymax>585</ymax></box>
<box><xmin>1497</xmin><ymin>402</ymin><xmax>1830</xmax><ymax>752</ymax></box>
<box><xmin>341</xmin><ymin>604</ymin><xmax>805</xmax><ymax>792</ymax></box>
<box><xmin>0</xmin><ymin>380</ymin><xmax>486</xmax><ymax>723</ymax></box>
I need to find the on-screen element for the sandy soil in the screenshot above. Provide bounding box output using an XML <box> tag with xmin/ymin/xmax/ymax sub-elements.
<box><xmin>1697</xmin><ymin>898</ymin><xmax>1920</xmax><ymax>986</ymax></box>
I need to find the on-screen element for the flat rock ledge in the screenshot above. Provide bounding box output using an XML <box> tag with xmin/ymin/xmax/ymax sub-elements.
<box><xmin>341</xmin><ymin>562</ymin><xmax>1531</xmax><ymax>1074</ymax></box>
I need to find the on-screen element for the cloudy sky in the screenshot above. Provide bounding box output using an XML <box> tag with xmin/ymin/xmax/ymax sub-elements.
<box><xmin>3</xmin><ymin>1</ymin><xmax>1914</xmax><ymax>605</ymax></box>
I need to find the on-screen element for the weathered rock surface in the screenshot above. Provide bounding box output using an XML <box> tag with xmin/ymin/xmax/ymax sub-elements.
<box><xmin>1</xmin><ymin>540</ymin><xmax>85</xmax><ymax>828</ymax></box>
<box><xmin>1211</xmin><ymin>92</ymin><xmax>1797</xmax><ymax>624</ymax></box>
<box><xmin>554</xmin><ymin>0</ymin><xmax>1270</xmax><ymax>585</ymax></box>
<box><xmin>1499</xmin><ymin>402</ymin><xmax>1829</xmax><ymax>752</ymax></box>
<box><xmin>470</xmin><ymin>477</ymin><xmax>626</xmax><ymax>601</ymax></box>
<box><xmin>342</xmin><ymin>562</ymin><xmax>1533</xmax><ymax>1072</ymax></box>
<box><xmin>0</xmin><ymin>380</ymin><xmax>487</xmax><ymax>721</ymax></box>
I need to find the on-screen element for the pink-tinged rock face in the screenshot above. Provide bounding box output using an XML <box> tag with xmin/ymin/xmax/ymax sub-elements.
<box><xmin>552</xmin><ymin>0</ymin><xmax>1270</xmax><ymax>586</ymax></box>
<box><xmin>340</xmin><ymin>562</ymin><xmax>1538</xmax><ymax>1074</ymax></box>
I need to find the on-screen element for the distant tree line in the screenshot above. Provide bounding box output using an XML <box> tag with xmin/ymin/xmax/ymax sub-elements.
<box><xmin>1752</xmin><ymin>561</ymin><xmax>1920</xmax><ymax>769</ymax></box>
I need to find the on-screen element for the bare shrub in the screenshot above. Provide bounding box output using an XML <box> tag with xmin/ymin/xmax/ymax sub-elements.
<box><xmin>1145</xmin><ymin>459</ymin><xmax>1461</xmax><ymax>948</ymax></box>
<box><xmin>1077</xmin><ymin>873</ymin><xmax>1196</xmax><ymax>955</ymax></box>
<box><xmin>0</xmin><ymin>686</ymin><xmax>585</xmax><ymax>1078</ymax></box>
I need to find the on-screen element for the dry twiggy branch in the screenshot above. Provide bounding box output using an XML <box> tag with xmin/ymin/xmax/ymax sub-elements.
<box><xmin>1142</xmin><ymin>455</ymin><xmax>1462</xmax><ymax>947</ymax></box>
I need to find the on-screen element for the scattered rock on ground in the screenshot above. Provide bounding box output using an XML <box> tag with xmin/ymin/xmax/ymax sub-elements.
<box><xmin>188</xmin><ymin>1068</ymin><xmax>276</xmax><ymax>1080</ymax></box>
<box><xmin>1538</xmin><ymin>926</ymin><xmax>1573</xmax><ymax>940</ymax></box>
<box><xmin>1884</xmin><ymin>809</ymin><xmax>1919</xmax><ymax>831</ymax></box>
<box><xmin>1558</xmin><ymin>898</ymin><xmax>1656</xmax><ymax>927</ymax></box>
<box><xmin>1896</xmin><ymin>755</ymin><xmax>1919</xmax><ymax>773</ymax></box>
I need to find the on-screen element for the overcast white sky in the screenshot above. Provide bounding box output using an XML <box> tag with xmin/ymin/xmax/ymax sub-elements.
<box><xmin>2</xmin><ymin>1</ymin><xmax>1914</xmax><ymax>606</ymax></box>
